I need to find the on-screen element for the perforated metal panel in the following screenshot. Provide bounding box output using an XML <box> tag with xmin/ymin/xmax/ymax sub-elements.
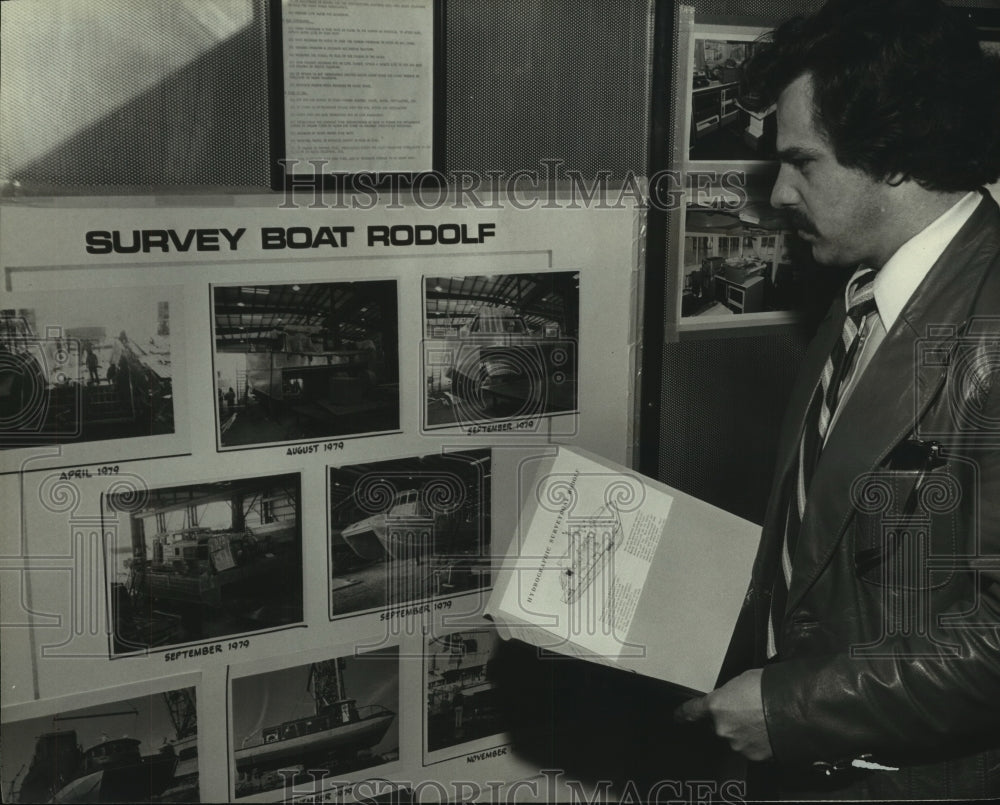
<box><xmin>443</xmin><ymin>0</ymin><xmax>654</xmax><ymax>180</ymax></box>
<box><xmin>656</xmin><ymin>328</ymin><xmax>809</xmax><ymax>523</ymax></box>
<box><xmin>690</xmin><ymin>0</ymin><xmax>992</xmax><ymax>23</ymax></box>
<box><xmin>691</xmin><ymin>0</ymin><xmax>824</xmax><ymax>17</ymax></box>
<box><xmin>0</xmin><ymin>0</ymin><xmax>271</xmax><ymax>192</ymax></box>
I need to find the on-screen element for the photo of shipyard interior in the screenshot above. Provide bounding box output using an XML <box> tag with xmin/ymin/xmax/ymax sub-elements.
<box><xmin>107</xmin><ymin>473</ymin><xmax>302</xmax><ymax>654</ymax></box>
<box><xmin>682</xmin><ymin>191</ymin><xmax>814</xmax><ymax>318</ymax></box>
<box><xmin>1</xmin><ymin>687</ymin><xmax>200</xmax><ymax>804</ymax></box>
<box><xmin>329</xmin><ymin>449</ymin><xmax>491</xmax><ymax>618</ymax></box>
<box><xmin>688</xmin><ymin>38</ymin><xmax>775</xmax><ymax>161</ymax></box>
<box><xmin>424</xmin><ymin>272</ymin><xmax>579</xmax><ymax>426</ymax></box>
<box><xmin>0</xmin><ymin>300</ymin><xmax>173</xmax><ymax>448</ymax></box>
<box><xmin>212</xmin><ymin>281</ymin><xmax>399</xmax><ymax>448</ymax></box>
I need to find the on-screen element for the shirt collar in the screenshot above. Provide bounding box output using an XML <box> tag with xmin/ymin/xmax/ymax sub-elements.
<box><xmin>873</xmin><ymin>191</ymin><xmax>980</xmax><ymax>332</ymax></box>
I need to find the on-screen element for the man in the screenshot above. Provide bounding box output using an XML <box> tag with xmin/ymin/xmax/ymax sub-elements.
<box><xmin>676</xmin><ymin>0</ymin><xmax>1000</xmax><ymax>799</ymax></box>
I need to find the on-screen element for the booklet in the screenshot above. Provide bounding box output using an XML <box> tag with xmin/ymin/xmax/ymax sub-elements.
<box><xmin>486</xmin><ymin>445</ymin><xmax>760</xmax><ymax>694</ymax></box>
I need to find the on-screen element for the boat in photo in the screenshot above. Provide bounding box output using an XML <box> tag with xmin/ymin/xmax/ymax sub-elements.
<box><xmin>112</xmin><ymin>476</ymin><xmax>301</xmax><ymax>653</ymax></box>
<box><xmin>242</xmin><ymin>326</ymin><xmax>389</xmax><ymax>425</ymax></box>
<box><xmin>15</xmin><ymin>732</ymin><xmax>178</xmax><ymax>804</ymax></box>
<box><xmin>234</xmin><ymin>703</ymin><xmax>395</xmax><ymax>768</ymax></box>
<box><xmin>340</xmin><ymin>489</ymin><xmax>434</xmax><ymax>562</ymax></box>
<box><xmin>339</xmin><ymin>514</ymin><xmax>390</xmax><ymax>562</ymax></box>
<box><xmin>445</xmin><ymin>305</ymin><xmax>574</xmax><ymax>413</ymax></box>
<box><xmin>235</xmin><ymin>658</ymin><xmax>395</xmax><ymax>775</ymax></box>
<box><xmin>426</xmin><ymin>631</ymin><xmax>503</xmax><ymax>751</ymax></box>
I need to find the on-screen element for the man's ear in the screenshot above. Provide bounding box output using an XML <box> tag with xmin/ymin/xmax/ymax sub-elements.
<box><xmin>885</xmin><ymin>172</ymin><xmax>908</xmax><ymax>188</ymax></box>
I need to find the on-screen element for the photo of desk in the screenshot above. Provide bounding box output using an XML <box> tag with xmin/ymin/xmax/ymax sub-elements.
<box><xmin>715</xmin><ymin>274</ymin><xmax>764</xmax><ymax>314</ymax></box>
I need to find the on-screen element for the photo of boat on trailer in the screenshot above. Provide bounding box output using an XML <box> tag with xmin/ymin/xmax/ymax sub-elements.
<box><xmin>235</xmin><ymin>702</ymin><xmax>395</xmax><ymax>768</ymax></box>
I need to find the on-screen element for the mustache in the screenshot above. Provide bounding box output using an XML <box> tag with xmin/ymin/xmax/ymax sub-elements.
<box><xmin>786</xmin><ymin>210</ymin><xmax>818</xmax><ymax>236</ymax></box>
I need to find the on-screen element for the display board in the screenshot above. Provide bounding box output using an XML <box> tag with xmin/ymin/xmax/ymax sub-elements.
<box><xmin>0</xmin><ymin>197</ymin><xmax>641</xmax><ymax>803</ymax></box>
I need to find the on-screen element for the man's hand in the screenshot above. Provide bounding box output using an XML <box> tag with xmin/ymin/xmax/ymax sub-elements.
<box><xmin>673</xmin><ymin>669</ymin><xmax>773</xmax><ymax>761</ymax></box>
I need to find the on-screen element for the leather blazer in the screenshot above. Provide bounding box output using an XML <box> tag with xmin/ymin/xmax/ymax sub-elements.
<box><xmin>722</xmin><ymin>192</ymin><xmax>1000</xmax><ymax>800</ymax></box>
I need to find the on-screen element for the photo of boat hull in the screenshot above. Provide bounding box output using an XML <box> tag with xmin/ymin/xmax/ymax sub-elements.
<box><xmin>245</xmin><ymin>351</ymin><xmax>361</xmax><ymax>404</ymax></box>
<box><xmin>51</xmin><ymin>755</ymin><xmax>176</xmax><ymax>804</ymax></box>
<box><xmin>340</xmin><ymin>514</ymin><xmax>389</xmax><ymax>562</ymax></box>
<box><xmin>448</xmin><ymin>340</ymin><xmax>575</xmax><ymax>413</ymax></box>
<box><xmin>235</xmin><ymin>711</ymin><xmax>395</xmax><ymax>770</ymax></box>
<box><xmin>378</xmin><ymin>516</ymin><xmax>434</xmax><ymax>561</ymax></box>
<box><xmin>339</xmin><ymin>490</ymin><xmax>437</xmax><ymax>563</ymax></box>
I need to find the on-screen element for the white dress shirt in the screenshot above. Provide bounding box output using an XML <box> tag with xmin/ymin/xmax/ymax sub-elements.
<box><xmin>827</xmin><ymin>191</ymin><xmax>981</xmax><ymax>439</ymax></box>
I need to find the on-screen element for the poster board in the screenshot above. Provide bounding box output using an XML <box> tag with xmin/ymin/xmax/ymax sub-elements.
<box><xmin>0</xmin><ymin>197</ymin><xmax>641</xmax><ymax>803</ymax></box>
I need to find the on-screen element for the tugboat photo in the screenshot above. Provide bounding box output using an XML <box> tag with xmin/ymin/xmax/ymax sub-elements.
<box><xmin>5</xmin><ymin>689</ymin><xmax>199</xmax><ymax>804</ymax></box>
<box><xmin>234</xmin><ymin>655</ymin><xmax>397</xmax><ymax>798</ymax></box>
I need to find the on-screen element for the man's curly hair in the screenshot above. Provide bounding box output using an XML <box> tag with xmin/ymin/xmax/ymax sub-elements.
<box><xmin>746</xmin><ymin>0</ymin><xmax>1000</xmax><ymax>191</ymax></box>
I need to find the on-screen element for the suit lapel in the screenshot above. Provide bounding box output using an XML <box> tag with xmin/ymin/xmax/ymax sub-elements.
<box><xmin>785</xmin><ymin>192</ymin><xmax>1000</xmax><ymax>611</ymax></box>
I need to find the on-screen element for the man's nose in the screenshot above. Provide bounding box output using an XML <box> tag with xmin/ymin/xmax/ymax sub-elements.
<box><xmin>770</xmin><ymin>165</ymin><xmax>797</xmax><ymax>208</ymax></box>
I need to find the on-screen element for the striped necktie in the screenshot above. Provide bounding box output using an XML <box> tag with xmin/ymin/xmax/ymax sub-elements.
<box><xmin>767</xmin><ymin>267</ymin><xmax>877</xmax><ymax>658</ymax></box>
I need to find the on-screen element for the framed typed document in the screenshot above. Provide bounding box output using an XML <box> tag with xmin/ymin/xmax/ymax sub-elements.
<box><xmin>269</xmin><ymin>0</ymin><xmax>444</xmax><ymax>187</ymax></box>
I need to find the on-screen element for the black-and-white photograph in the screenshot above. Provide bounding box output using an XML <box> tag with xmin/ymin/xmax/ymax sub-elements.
<box><xmin>1</xmin><ymin>686</ymin><xmax>200</xmax><ymax>803</ymax></box>
<box><xmin>212</xmin><ymin>281</ymin><xmax>399</xmax><ymax>449</ymax></box>
<box><xmin>105</xmin><ymin>473</ymin><xmax>302</xmax><ymax>655</ymax></box>
<box><xmin>231</xmin><ymin>647</ymin><xmax>398</xmax><ymax>799</ymax></box>
<box><xmin>0</xmin><ymin>292</ymin><xmax>175</xmax><ymax>450</ymax></box>
<box><xmin>423</xmin><ymin>272</ymin><xmax>579</xmax><ymax>428</ymax></box>
<box><xmin>329</xmin><ymin>449</ymin><xmax>491</xmax><ymax>619</ymax></box>
<box><xmin>687</xmin><ymin>36</ymin><xmax>774</xmax><ymax>162</ymax></box>
<box><xmin>680</xmin><ymin>179</ymin><xmax>818</xmax><ymax>322</ymax></box>
<box><xmin>425</xmin><ymin>628</ymin><xmax>505</xmax><ymax>759</ymax></box>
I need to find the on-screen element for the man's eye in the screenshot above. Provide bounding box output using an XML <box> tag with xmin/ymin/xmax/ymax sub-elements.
<box><xmin>780</xmin><ymin>155</ymin><xmax>812</xmax><ymax>170</ymax></box>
